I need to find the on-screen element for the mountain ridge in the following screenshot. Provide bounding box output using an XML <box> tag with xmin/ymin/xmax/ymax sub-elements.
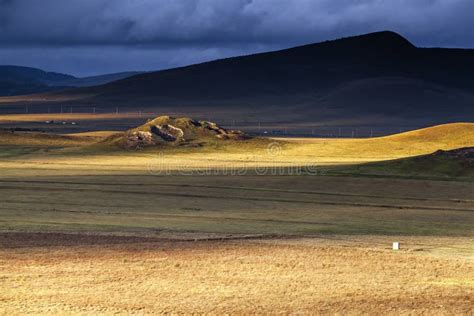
<box><xmin>55</xmin><ymin>30</ymin><xmax>474</xmax><ymax>97</ymax></box>
<box><xmin>2</xmin><ymin>31</ymin><xmax>474</xmax><ymax>126</ymax></box>
<box><xmin>0</xmin><ymin>65</ymin><xmax>143</xmax><ymax>96</ymax></box>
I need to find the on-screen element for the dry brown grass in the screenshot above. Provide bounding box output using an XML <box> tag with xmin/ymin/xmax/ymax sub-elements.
<box><xmin>1</xmin><ymin>235</ymin><xmax>473</xmax><ymax>315</ymax></box>
<box><xmin>0</xmin><ymin>132</ymin><xmax>97</xmax><ymax>147</ymax></box>
<box><xmin>0</xmin><ymin>93</ymin><xmax>96</xmax><ymax>103</ymax></box>
<box><xmin>65</xmin><ymin>131</ymin><xmax>122</xmax><ymax>137</ymax></box>
<box><xmin>0</xmin><ymin>113</ymin><xmax>140</xmax><ymax>122</ymax></box>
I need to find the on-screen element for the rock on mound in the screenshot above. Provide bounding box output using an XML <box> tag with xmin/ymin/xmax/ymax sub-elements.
<box><xmin>109</xmin><ymin>116</ymin><xmax>250</xmax><ymax>149</ymax></box>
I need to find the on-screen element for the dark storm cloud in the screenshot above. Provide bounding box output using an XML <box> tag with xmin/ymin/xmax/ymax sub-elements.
<box><xmin>1</xmin><ymin>0</ymin><xmax>474</xmax><ymax>47</ymax></box>
<box><xmin>0</xmin><ymin>0</ymin><xmax>473</xmax><ymax>76</ymax></box>
<box><xmin>0</xmin><ymin>0</ymin><xmax>260</xmax><ymax>46</ymax></box>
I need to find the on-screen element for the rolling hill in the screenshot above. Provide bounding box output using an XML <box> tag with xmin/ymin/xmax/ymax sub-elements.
<box><xmin>0</xmin><ymin>66</ymin><xmax>142</xmax><ymax>96</ymax></box>
<box><xmin>381</xmin><ymin>122</ymin><xmax>474</xmax><ymax>144</ymax></box>
<box><xmin>340</xmin><ymin>147</ymin><xmax>474</xmax><ymax>180</ymax></box>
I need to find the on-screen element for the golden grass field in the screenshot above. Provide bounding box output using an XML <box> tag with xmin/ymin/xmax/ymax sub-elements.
<box><xmin>2</xmin><ymin>236</ymin><xmax>473</xmax><ymax>315</ymax></box>
<box><xmin>1</xmin><ymin>122</ymin><xmax>472</xmax><ymax>171</ymax></box>
<box><xmin>1</xmin><ymin>117</ymin><xmax>473</xmax><ymax>314</ymax></box>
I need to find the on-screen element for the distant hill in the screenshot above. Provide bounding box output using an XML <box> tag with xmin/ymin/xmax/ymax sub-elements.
<box><xmin>381</xmin><ymin>122</ymin><xmax>474</xmax><ymax>145</ymax></box>
<box><xmin>0</xmin><ymin>66</ymin><xmax>142</xmax><ymax>96</ymax></box>
<box><xmin>331</xmin><ymin>123</ymin><xmax>474</xmax><ymax>179</ymax></box>
<box><xmin>2</xmin><ymin>31</ymin><xmax>474</xmax><ymax>126</ymax></box>
<box><xmin>341</xmin><ymin>147</ymin><xmax>474</xmax><ymax>180</ymax></box>
<box><xmin>48</xmin><ymin>71</ymin><xmax>144</xmax><ymax>88</ymax></box>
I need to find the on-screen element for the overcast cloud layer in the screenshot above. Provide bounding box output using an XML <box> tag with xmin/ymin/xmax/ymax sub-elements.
<box><xmin>0</xmin><ymin>0</ymin><xmax>473</xmax><ymax>76</ymax></box>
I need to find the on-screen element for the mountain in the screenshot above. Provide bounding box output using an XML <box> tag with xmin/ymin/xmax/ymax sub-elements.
<box><xmin>0</xmin><ymin>66</ymin><xmax>142</xmax><ymax>96</ymax></box>
<box><xmin>2</xmin><ymin>31</ymin><xmax>474</xmax><ymax>126</ymax></box>
<box><xmin>0</xmin><ymin>66</ymin><xmax>75</xmax><ymax>96</ymax></box>
<box><xmin>47</xmin><ymin>71</ymin><xmax>144</xmax><ymax>88</ymax></box>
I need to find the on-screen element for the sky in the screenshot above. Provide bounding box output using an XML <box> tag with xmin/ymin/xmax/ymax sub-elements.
<box><xmin>0</xmin><ymin>0</ymin><xmax>473</xmax><ymax>77</ymax></box>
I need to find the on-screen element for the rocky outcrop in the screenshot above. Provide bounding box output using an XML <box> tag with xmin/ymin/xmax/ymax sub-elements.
<box><xmin>108</xmin><ymin>116</ymin><xmax>250</xmax><ymax>149</ymax></box>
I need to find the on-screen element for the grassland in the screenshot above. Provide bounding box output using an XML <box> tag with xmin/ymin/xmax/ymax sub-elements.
<box><xmin>0</xmin><ymin>122</ymin><xmax>473</xmax><ymax>235</ymax></box>
<box><xmin>1</xmin><ymin>174</ymin><xmax>473</xmax><ymax>236</ymax></box>
<box><xmin>2</xmin><ymin>122</ymin><xmax>473</xmax><ymax>169</ymax></box>
<box><xmin>339</xmin><ymin>149</ymin><xmax>474</xmax><ymax>179</ymax></box>
<box><xmin>1</xmin><ymin>236</ymin><xmax>473</xmax><ymax>314</ymax></box>
<box><xmin>1</xmin><ymin>119</ymin><xmax>473</xmax><ymax>314</ymax></box>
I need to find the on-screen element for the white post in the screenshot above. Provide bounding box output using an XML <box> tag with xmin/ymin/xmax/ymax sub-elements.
<box><xmin>392</xmin><ymin>242</ymin><xmax>400</xmax><ymax>250</ymax></box>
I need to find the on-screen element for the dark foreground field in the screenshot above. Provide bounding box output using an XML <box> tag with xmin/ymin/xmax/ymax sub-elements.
<box><xmin>1</xmin><ymin>174</ymin><xmax>473</xmax><ymax>236</ymax></box>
